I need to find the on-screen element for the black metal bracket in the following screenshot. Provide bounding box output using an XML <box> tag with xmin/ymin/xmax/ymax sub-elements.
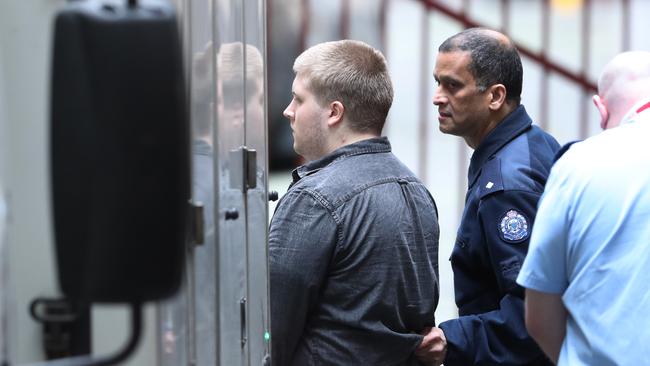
<box><xmin>29</xmin><ymin>297</ymin><xmax>91</xmax><ymax>360</ymax></box>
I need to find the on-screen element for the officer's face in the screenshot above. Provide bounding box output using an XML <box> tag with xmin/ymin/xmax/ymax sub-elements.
<box><xmin>283</xmin><ymin>74</ymin><xmax>330</xmax><ymax>162</ymax></box>
<box><xmin>433</xmin><ymin>51</ymin><xmax>492</xmax><ymax>144</ymax></box>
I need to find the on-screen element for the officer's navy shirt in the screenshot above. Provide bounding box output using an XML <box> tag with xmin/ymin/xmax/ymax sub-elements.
<box><xmin>439</xmin><ymin>105</ymin><xmax>560</xmax><ymax>366</ymax></box>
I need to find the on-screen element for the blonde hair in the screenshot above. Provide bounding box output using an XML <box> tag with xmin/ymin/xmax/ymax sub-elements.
<box><xmin>293</xmin><ymin>40</ymin><xmax>393</xmax><ymax>134</ymax></box>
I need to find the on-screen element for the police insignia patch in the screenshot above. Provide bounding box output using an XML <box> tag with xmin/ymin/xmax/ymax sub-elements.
<box><xmin>499</xmin><ymin>209</ymin><xmax>529</xmax><ymax>242</ymax></box>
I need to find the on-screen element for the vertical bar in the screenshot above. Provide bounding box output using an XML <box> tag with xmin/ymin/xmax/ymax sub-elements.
<box><xmin>261</xmin><ymin>0</ymin><xmax>273</xmax><ymax>363</ymax></box>
<box><xmin>580</xmin><ymin>0</ymin><xmax>592</xmax><ymax>138</ymax></box>
<box><xmin>622</xmin><ymin>0</ymin><xmax>630</xmax><ymax>51</ymax></box>
<box><xmin>539</xmin><ymin>0</ymin><xmax>550</xmax><ymax>130</ymax></box>
<box><xmin>266</xmin><ymin>0</ymin><xmax>273</xmax><ymax>100</ymax></box>
<box><xmin>418</xmin><ymin>10</ymin><xmax>430</xmax><ymax>185</ymax></box>
<box><xmin>183</xmin><ymin>0</ymin><xmax>197</xmax><ymax>363</ymax></box>
<box><xmin>186</xmin><ymin>242</ymin><xmax>198</xmax><ymax>365</ymax></box>
<box><xmin>458</xmin><ymin>0</ymin><xmax>471</xmax><ymax>217</ymax></box>
<box><xmin>262</xmin><ymin>1</ymin><xmax>272</xmax><ymax>359</ymax></box>
<box><xmin>241</xmin><ymin>0</ymin><xmax>251</xmax><ymax>361</ymax></box>
<box><xmin>379</xmin><ymin>0</ymin><xmax>389</xmax><ymax>53</ymax></box>
<box><xmin>501</xmin><ymin>0</ymin><xmax>510</xmax><ymax>33</ymax></box>
<box><xmin>461</xmin><ymin>0</ymin><xmax>470</xmax><ymax>28</ymax></box>
<box><xmin>299</xmin><ymin>0</ymin><xmax>310</xmax><ymax>51</ymax></box>
<box><xmin>340</xmin><ymin>0</ymin><xmax>350</xmax><ymax>39</ymax></box>
<box><xmin>0</xmin><ymin>194</ymin><xmax>8</xmax><ymax>366</ymax></box>
<box><xmin>242</xmin><ymin>0</ymin><xmax>270</xmax><ymax>362</ymax></box>
<box><xmin>210</xmin><ymin>0</ymin><xmax>221</xmax><ymax>364</ymax></box>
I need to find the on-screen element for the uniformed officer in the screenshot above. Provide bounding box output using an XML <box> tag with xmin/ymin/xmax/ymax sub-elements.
<box><xmin>416</xmin><ymin>28</ymin><xmax>560</xmax><ymax>366</ymax></box>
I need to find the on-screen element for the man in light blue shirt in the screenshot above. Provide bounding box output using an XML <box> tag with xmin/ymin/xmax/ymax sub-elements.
<box><xmin>516</xmin><ymin>51</ymin><xmax>650</xmax><ymax>365</ymax></box>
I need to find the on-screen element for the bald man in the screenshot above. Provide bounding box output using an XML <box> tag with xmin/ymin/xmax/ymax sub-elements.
<box><xmin>417</xmin><ymin>28</ymin><xmax>559</xmax><ymax>366</ymax></box>
<box><xmin>516</xmin><ymin>51</ymin><xmax>650</xmax><ymax>365</ymax></box>
<box><xmin>593</xmin><ymin>51</ymin><xmax>650</xmax><ymax>129</ymax></box>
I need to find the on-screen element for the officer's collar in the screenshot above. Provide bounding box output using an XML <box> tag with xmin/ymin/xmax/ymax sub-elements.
<box><xmin>468</xmin><ymin>105</ymin><xmax>532</xmax><ymax>186</ymax></box>
<box><xmin>291</xmin><ymin>137</ymin><xmax>391</xmax><ymax>185</ymax></box>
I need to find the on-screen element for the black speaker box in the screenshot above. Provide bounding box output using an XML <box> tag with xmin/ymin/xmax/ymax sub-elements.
<box><xmin>51</xmin><ymin>0</ymin><xmax>189</xmax><ymax>303</ymax></box>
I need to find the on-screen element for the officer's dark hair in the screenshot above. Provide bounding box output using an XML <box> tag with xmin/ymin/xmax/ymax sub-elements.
<box><xmin>439</xmin><ymin>28</ymin><xmax>522</xmax><ymax>105</ymax></box>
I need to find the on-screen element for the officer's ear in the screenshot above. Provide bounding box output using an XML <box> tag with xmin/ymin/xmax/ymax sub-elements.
<box><xmin>487</xmin><ymin>84</ymin><xmax>507</xmax><ymax>111</ymax></box>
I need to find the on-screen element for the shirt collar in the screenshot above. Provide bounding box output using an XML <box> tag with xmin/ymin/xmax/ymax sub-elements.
<box><xmin>620</xmin><ymin>95</ymin><xmax>650</xmax><ymax>125</ymax></box>
<box><xmin>467</xmin><ymin>105</ymin><xmax>532</xmax><ymax>186</ymax></box>
<box><xmin>291</xmin><ymin>137</ymin><xmax>391</xmax><ymax>184</ymax></box>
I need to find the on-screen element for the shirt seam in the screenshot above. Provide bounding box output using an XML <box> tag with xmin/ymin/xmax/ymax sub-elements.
<box><xmin>330</xmin><ymin>176</ymin><xmax>421</xmax><ymax>208</ymax></box>
<box><xmin>301</xmin><ymin>188</ymin><xmax>345</xmax><ymax>251</ymax></box>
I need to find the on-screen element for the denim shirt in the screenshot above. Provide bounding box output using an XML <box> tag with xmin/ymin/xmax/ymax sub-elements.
<box><xmin>269</xmin><ymin>137</ymin><xmax>440</xmax><ymax>366</ymax></box>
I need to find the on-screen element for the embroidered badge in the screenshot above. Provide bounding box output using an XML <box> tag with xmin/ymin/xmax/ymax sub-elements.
<box><xmin>499</xmin><ymin>210</ymin><xmax>529</xmax><ymax>242</ymax></box>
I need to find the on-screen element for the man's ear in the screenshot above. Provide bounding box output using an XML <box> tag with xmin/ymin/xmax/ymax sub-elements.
<box><xmin>327</xmin><ymin>101</ymin><xmax>345</xmax><ymax>127</ymax></box>
<box><xmin>487</xmin><ymin>84</ymin><xmax>507</xmax><ymax>111</ymax></box>
<box><xmin>592</xmin><ymin>94</ymin><xmax>609</xmax><ymax>130</ymax></box>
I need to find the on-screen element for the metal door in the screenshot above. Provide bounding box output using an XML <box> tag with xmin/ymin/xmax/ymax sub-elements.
<box><xmin>158</xmin><ymin>0</ymin><xmax>270</xmax><ymax>364</ymax></box>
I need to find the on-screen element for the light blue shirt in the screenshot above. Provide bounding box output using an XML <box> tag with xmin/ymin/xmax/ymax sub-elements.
<box><xmin>517</xmin><ymin>112</ymin><xmax>650</xmax><ymax>366</ymax></box>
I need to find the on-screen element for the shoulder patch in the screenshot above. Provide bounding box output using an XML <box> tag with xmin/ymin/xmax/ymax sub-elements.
<box><xmin>499</xmin><ymin>209</ymin><xmax>529</xmax><ymax>243</ymax></box>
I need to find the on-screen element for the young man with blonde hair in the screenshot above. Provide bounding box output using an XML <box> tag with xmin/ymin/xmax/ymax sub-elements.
<box><xmin>269</xmin><ymin>40</ymin><xmax>440</xmax><ymax>365</ymax></box>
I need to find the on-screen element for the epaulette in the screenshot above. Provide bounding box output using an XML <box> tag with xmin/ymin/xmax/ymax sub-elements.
<box><xmin>479</xmin><ymin>157</ymin><xmax>504</xmax><ymax>199</ymax></box>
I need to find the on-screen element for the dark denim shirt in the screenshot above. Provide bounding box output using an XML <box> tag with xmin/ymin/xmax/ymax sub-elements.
<box><xmin>439</xmin><ymin>106</ymin><xmax>559</xmax><ymax>366</ymax></box>
<box><xmin>270</xmin><ymin>137</ymin><xmax>440</xmax><ymax>366</ymax></box>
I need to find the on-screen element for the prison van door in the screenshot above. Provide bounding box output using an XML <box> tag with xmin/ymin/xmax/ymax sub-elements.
<box><xmin>158</xmin><ymin>0</ymin><xmax>271</xmax><ymax>365</ymax></box>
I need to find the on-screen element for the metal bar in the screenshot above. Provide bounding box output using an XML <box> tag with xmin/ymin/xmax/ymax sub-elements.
<box><xmin>539</xmin><ymin>0</ymin><xmax>550</xmax><ymax>129</ymax></box>
<box><xmin>341</xmin><ymin>0</ymin><xmax>350</xmax><ymax>39</ymax></box>
<box><xmin>419</xmin><ymin>0</ymin><xmax>597</xmax><ymax>93</ymax></box>
<box><xmin>418</xmin><ymin>10</ymin><xmax>430</xmax><ymax>185</ymax></box>
<box><xmin>379</xmin><ymin>0</ymin><xmax>389</xmax><ymax>53</ymax></box>
<box><xmin>622</xmin><ymin>0</ymin><xmax>630</xmax><ymax>51</ymax></box>
<box><xmin>501</xmin><ymin>0</ymin><xmax>510</xmax><ymax>33</ymax></box>
<box><xmin>299</xmin><ymin>0</ymin><xmax>310</xmax><ymax>51</ymax></box>
<box><xmin>266</xmin><ymin>0</ymin><xmax>273</xmax><ymax>81</ymax></box>
<box><xmin>210</xmin><ymin>0</ymin><xmax>222</xmax><ymax>364</ymax></box>
<box><xmin>458</xmin><ymin>0</ymin><xmax>470</xmax><ymax>222</ymax></box>
<box><xmin>580</xmin><ymin>0</ymin><xmax>592</xmax><ymax>138</ymax></box>
<box><xmin>461</xmin><ymin>0</ymin><xmax>470</xmax><ymax>27</ymax></box>
<box><xmin>185</xmin><ymin>1</ymin><xmax>197</xmax><ymax>361</ymax></box>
